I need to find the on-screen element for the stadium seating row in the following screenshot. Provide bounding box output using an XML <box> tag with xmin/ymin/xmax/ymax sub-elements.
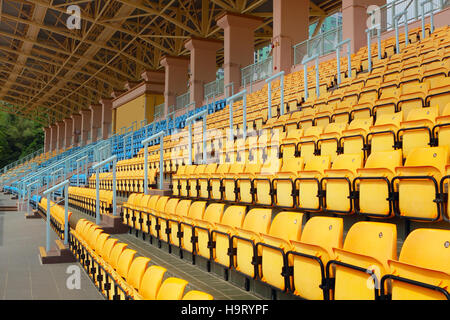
<box><xmin>70</xmin><ymin>218</ymin><xmax>213</xmax><ymax>300</ymax></box>
<box><xmin>120</xmin><ymin>194</ymin><xmax>450</xmax><ymax>300</ymax></box>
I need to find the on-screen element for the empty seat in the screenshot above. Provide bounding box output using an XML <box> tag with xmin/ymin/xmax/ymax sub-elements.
<box><xmin>393</xmin><ymin>146</ymin><xmax>448</xmax><ymax>221</ymax></box>
<box><xmin>156</xmin><ymin>277</ymin><xmax>189</xmax><ymax>300</ymax></box>
<box><xmin>382</xmin><ymin>228</ymin><xmax>450</xmax><ymax>300</ymax></box>
<box><xmin>289</xmin><ymin>216</ymin><xmax>343</xmax><ymax>300</ymax></box>
<box><xmin>182</xmin><ymin>290</ymin><xmax>214</xmax><ymax>300</ymax></box>
<box><xmin>331</xmin><ymin>221</ymin><xmax>397</xmax><ymax>300</ymax></box>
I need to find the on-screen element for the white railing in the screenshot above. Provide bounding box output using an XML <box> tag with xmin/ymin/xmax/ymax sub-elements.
<box><xmin>377</xmin><ymin>0</ymin><xmax>445</xmax><ymax>33</ymax></box>
<box><xmin>293</xmin><ymin>26</ymin><xmax>342</xmax><ymax>66</ymax></box>
<box><xmin>204</xmin><ymin>77</ymin><xmax>224</xmax><ymax>100</ymax></box>
<box><xmin>241</xmin><ymin>56</ymin><xmax>273</xmax><ymax>91</ymax></box>
<box><xmin>175</xmin><ymin>91</ymin><xmax>190</xmax><ymax>112</ymax></box>
<box><xmin>154</xmin><ymin>103</ymin><xmax>164</xmax><ymax>120</ymax></box>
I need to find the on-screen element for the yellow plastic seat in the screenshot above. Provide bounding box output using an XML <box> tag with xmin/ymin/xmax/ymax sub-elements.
<box><xmin>208</xmin><ymin>163</ymin><xmax>231</xmax><ymax>200</ymax></box>
<box><xmin>269</xmin><ymin>157</ymin><xmax>305</xmax><ymax>208</ymax></box>
<box><xmin>368</xmin><ymin>112</ymin><xmax>403</xmax><ymax>153</ymax></box>
<box><xmin>332</xmin><ymin>221</ymin><xmax>397</xmax><ymax>300</ymax></box>
<box><xmin>289</xmin><ymin>217</ymin><xmax>343</xmax><ymax>300</ymax></box>
<box><xmin>383</xmin><ymin>228</ymin><xmax>450</xmax><ymax>300</ymax></box>
<box><xmin>193</xmin><ymin>203</ymin><xmax>226</xmax><ymax>259</ymax></box>
<box><xmin>178</xmin><ymin>201</ymin><xmax>207</xmax><ymax>253</ymax></box>
<box><xmin>394</xmin><ymin>146</ymin><xmax>448</xmax><ymax>221</ymax></box>
<box><xmin>355</xmin><ymin>150</ymin><xmax>403</xmax><ymax>218</ymax></box>
<box><xmin>399</xmin><ymin>105</ymin><xmax>439</xmax><ymax>159</ymax></box>
<box><xmin>321</xmin><ymin>153</ymin><xmax>363</xmax><ymax>214</ymax></box>
<box><xmin>135</xmin><ymin>265</ymin><xmax>167</xmax><ymax>300</ymax></box>
<box><xmin>182</xmin><ymin>290</ymin><xmax>214</xmax><ymax>300</ymax></box>
<box><xmin>211</xmin><ymin>206</ymin><xmax>246</xmax><ymax>268</ymax></box>
<box><xmin>233</xmin><ymin>208</ymin><xmax>272</xmax><ymax>278</ymax></box>
<box><xmin>257</xmin><ymin>211</ymin><xmax>303</xmax><ymax>291</ymax></box>
<box><xmin>156</xmin><ymin>277</ymin><xmax>189</xmax><ymax>300</ymax></box>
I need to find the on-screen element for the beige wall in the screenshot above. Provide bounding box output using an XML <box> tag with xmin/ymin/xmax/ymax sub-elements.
<box><xmin>114</xmin><ymin>93</ymin><xmax>164</xmax><ymax>133</ymax></box>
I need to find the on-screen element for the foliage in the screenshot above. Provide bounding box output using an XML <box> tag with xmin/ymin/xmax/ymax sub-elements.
<box><xmin>0</xmin><ymin>111</ymin><xmax>44</xmax><ymax>168</ymax></box>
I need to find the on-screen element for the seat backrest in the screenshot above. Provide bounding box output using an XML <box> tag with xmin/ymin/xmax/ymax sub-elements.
<box><xmin>94</xmin><ymin>233</ymin><xmax>110</xmax><ymax>254</ymax></box>
<box><xmin>156</xmin><ymin>277</ymin><xmax>189</xmax><ymax>300</ymax></box>
<box><xmin>182</xmin><ymin>290</ymin><xmax>214</xmax><ymax>300</ymax></box>
<box><xmin>323</xmin><ymin>122</ymin><xmax>347</xmax><ymax>135</ymax></box>
<box><xmin>216</xmin><ymin>163</ymin><xmax>230</xmax><ymax>174</ymax></box>
<box><xmin>347</xmin><ymin>118</ymin><xmax>372</xmax><ymax>132</ymax></box>
<box><xmin>126</xmin><ymin>257</ymin><xmax>151</xmax><ymax>290</ymax></box>
<box><xmin>343</xmin><ymin>221</ymin><xmax>397</xmax><ymax>264</ymax></box>
<box><xmin>242</xmin><ymin>208</ymin><xmax>272</xmax><ymax>234</ymax></box>
<box><xmin>138</xmin><ymin>265</ymin><xmax>167</xmax><ymax>300</ymax></box>
<box><xmin>304</xmin><ymin>126</ymin><xmax>323</xmax><ymax>137</ymax></box>
<box><xmin>364</xmin><ymin>150</ymin><xmax>402</xmax><ymax>172</ymax></box>
<box><xmin>116</xmin><ymin>249</ymin><xmax>137</xmax><ymax>279</ymax></box>
<box><xmin>331</xmin><ymin>153</ymin><xmax>363</xmax><ymax>174</ymax></box>
<box><xmin>406</xmin><ymin>105</ymin><xmax>439</xmax><ymax>122</ymax></box>
<box><xmin>202</xmin><ymin>203</ymin><xmax>225</xmax><ymax>224</ymax></box>
<box><xmin>101</xmin><ymin>238</ymin><xmax>118</xmax><ymax>260</ymax></box>
<box><xmin>269</xmin><ymin>211</ymin><xmax>303</xmax><ymax>241</ymax></box>
<box><xmin>229</xmin><ymin>163</ymin><xmax>246</xmax><ymax>173</ymax></box>
<box><xmin>187</xmin><ymin>201</ymin><xmax>207</xmax><ymax>220</ymax></box>
<box><xmin>156</xmin><ymin>196</ymin><xmax>170</xmax><ymax>213</ymax></box>
<box><xmin>304</xmin><ymin>155</ymin><xmax>331</xmax><ymax>173</ymax></box>
<box><xmin>175</xmin><ymin>200</ymin><xmax>192</xmax><ymax>218</ymax></box>
<box><xmin>244</xmin><ymin>162</ymin><xmax>262</xmax><ymax>174</ymax></box>
<box><xmin>133</xmin><ymin>194</ymin><xmax>144</xmax><ymax>207</ymax></box>
<box><xmin>164</xmin><ymin>198</ymin><xmax>180</xmax><ymax>215</ymax></box>
<box><xmin>301</xmin><ymin>216</ymin><xmax>343</xmax><ymax>252</ymax></box>
<box><xmin>205</xmin><ymin>163</ymin><xmax>218</xmax><ymax>174</ymax></box>
<box><xmin>108</xmin><ymin>242</ymin><xmax>128</xmax><ymax>269</ymax></box>
<box><xmin>127</xmin><ymin>193</ymin><xmax>137</xmax><ymax>206</ymax></box>
<box><xmin>281</xmin><ymin>157</ymin><xmax>304</xmax><ymax>173</ymax></box>
<box><xmin>147</xmin><ymin>195</ymin><xmax>160</xmax><ymax>211</ymax></box>
<box><xmin>404</xmin><ymin>146</ymin><xmax>448</xmax><ymax>174</ymax></box>
<box><xmin>220</xmin><ymin>206</ymin><xmax>246</xmax><ymax>228</ymax></box>
<box><xmin>194</xmin><ymin>165</ymin><xmax>207</xmax><ymax>175</ymax></box>
<box><xmin>374</xmin><ymin>111</ymin><xmax>403</xmax><ymax>127</ymax></box>
<box><xmin>399</xmin><ymin>228</ymin><xmax>450</xmax><ymax>271</ymax></box>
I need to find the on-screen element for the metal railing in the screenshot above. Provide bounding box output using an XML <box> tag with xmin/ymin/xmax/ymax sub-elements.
<box><xmin>175</xmin><ymin>91</ymin><xmax>190</xmax><ymax>112</ymax></box>
<box><xmin>377</xmin><ymin>0</ymin><xmax>445</xmax><ymax>33</ymax></box>
<box><xmin>241</xmin><ymin>56</ymin><xmax>273</xmax><ymax>92</ymax></box>
<box><xmin>154</xmin><ymin>103</ymin><xmax>165</xmax><ymax>120</ymax></box>
<box><xmin>204</xmin><ymin>77</ymin><xmax>224</xmax><ymax>100</ymax></box>
<box><xmin>294</xmin><ymin>26</ymin><xmax>342</xmax><ymax>66</ymax></box>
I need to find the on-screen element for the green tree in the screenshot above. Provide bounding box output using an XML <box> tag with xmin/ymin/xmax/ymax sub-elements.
<box><xmin>0</xmin><ymin>111</ymin><xmax>44</xmax><ymax>168</ymax></box>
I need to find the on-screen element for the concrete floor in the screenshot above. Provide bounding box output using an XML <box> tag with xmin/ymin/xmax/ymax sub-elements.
<box><xmin>0</xmin><ymin>193</ymin><xmax>103</xmax><ymax>300</ymax></box>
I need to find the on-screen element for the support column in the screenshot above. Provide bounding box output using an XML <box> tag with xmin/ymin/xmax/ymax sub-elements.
<box><xmin>342</xmin><ymin>0</ymin><xmax>386</xmax><ymax>53</ymax></box>
<box><xmin>50</xmin><ymin>124</ymin><xmax>58</xmax><ymax>152</ymax></box>
<box><xmin>273</xmin><ymin>0</ymin><xmax>310</xmax><ymax>73</ymax></box>
<box><xmin>43</xmin><ymin>127</ymin><xmax>51</xmax><ymax>153</ymax></box>
<box><xmin>185</xmin><ymin>38</ymin><xmax>222</xmax><ymax>106</ymax></box>
<box><xmin>160</xmin><ymin>56</ymin><xmax>190</xmax><ymax>117</ymax></box>
<box><xmin>90</xmin><ymin>104</ymin><xmax>102</xmax><ymax>142</ymax></box>
<box><xmin>216</xmin><ymin>12</ymin><xmax>263</xmax><ymax>89</ymax></box>
<box><xmin>71</xmin><ymin>114</ymin><xmax>82</xmax><ymax>147</ymax></box>
<box><xmin>80</xmin><ymin>109</ymin><xmax>91</xmax><ymax>146</ymax></box>
<box><xmin>56</xmin><ymin>121</ymin><xmax>65</xmax><ymax>151</ymax></box>
<box><xmin>100</xmin><ymin>98</ymin><xmax>113</xmax><ymax>140</ymax></box>
<box><xmin>141</xmin><ymin>70</ymin><xmax>165</xmax><ymax>84</ymax></box>
<box><xmin>63</xmin><ymin>118</ymin><xmax>73</xmax><ymax>149</ymax></box>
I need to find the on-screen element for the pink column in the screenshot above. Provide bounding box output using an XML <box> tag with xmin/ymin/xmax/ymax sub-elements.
<box><xmin>141</xmin><ymin>70</ymin><xmax>165</xmax><ymax>84</ymax></box>
<box><xmin>71</xmin><ymin>114</ymin><xmax>82</xmax><ymax>147</ymax></box>
<box><xmin>216</xmin><ymin>12</ymin><xmax>263</xmax><ymax>89</ymax></box>
<box><xmin>63</xmin><ymin>118</ymin><xmax>73</xmax><ymax>149</ymax></box>
<box><xmin>50</xmin><ymin>124</ymin><xmax>58</xmax><ymax>152</ymax></box>
<box><xmin>100</xmin><ymin>98</ymin><xmax>113</xmax><ymax>140</ymax></box>
<box><xmin>185</xmin><ymin>38</ymin><xmax>222</xmax><ymax>106</ymax></box>
<box><xmin>272</xmin><ymin>0</ymin><xmax>310</xmax><ymax>73</ymax></box>
<box><xmin>56</xmin><ymin>121</ymin><xmax>65</xmax><ymax>151</ymax></box>
<box><xmin>160</xmin><ymin>56</ymin><xmax>190</xmax><ymax>117</ymax></box>
<box><xmin>43</xmin><ymin>127</ymin><xmax>51</xmax><ymax>153</ymax></box>
<box><xmin>80</xmin><ymin>109</ymin><xmax>91</xmax><ymax>146</ymax></box>
<box><xmin>90</xmin><ymin>104</ymin><xmax>102</xmax><ymax>142</ymax></box>
<box><xmin>342</xmin><ymin>0</ymin><xmax>386</xmax><ymax>53</ymax></box>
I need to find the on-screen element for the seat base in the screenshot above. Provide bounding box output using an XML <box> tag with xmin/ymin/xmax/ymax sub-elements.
<box><xmin>39</xmin><ymin>240</ymin><xmax>77</xmax><ymax>264</ymax></box>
